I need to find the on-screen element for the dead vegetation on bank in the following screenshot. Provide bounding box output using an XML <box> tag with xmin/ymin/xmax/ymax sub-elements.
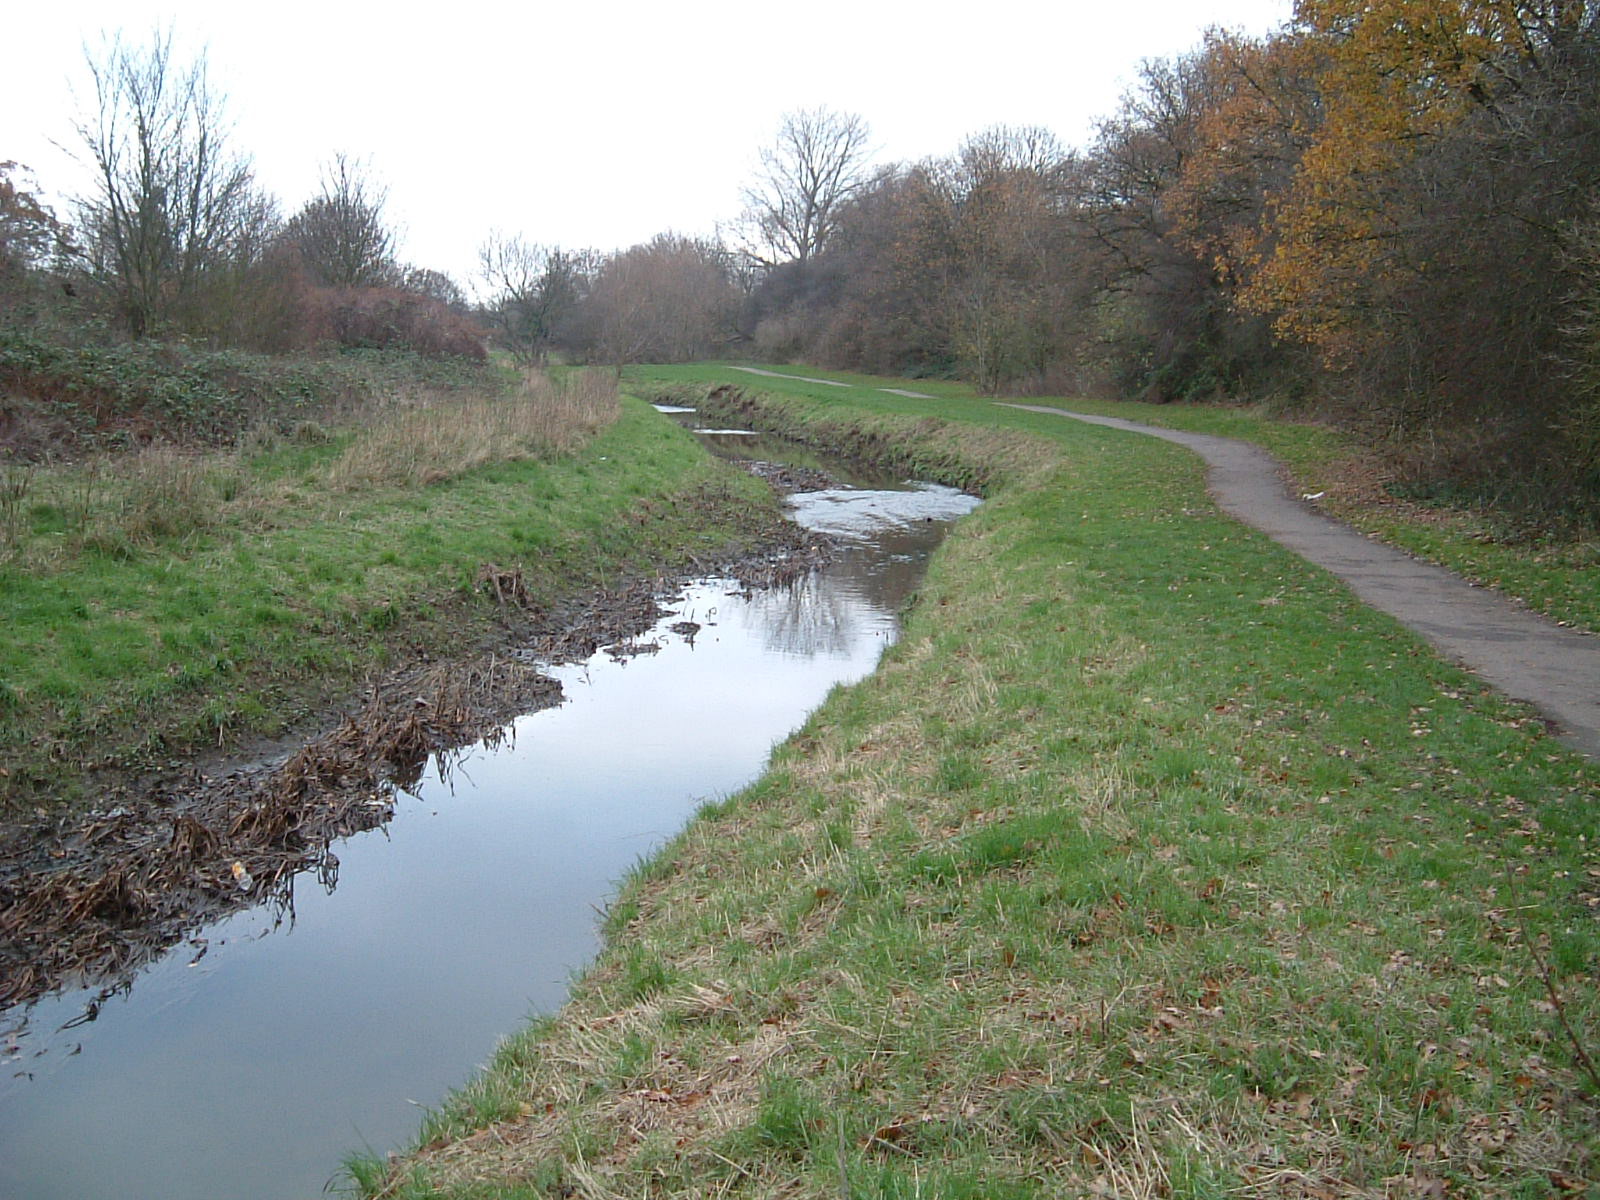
<box><xmin>1</xmin><ymin>369</ymin><xmax>621</xmax><ymax>569</ymax></box>
<box><xmin>325</xmin><ymin>369</ymin><xmax>620</xmax><ymax>491</ymax></box>
<box><xmin>0</xmin><ymin>364</ymin><xmax>659</xmax><ymax>825</ymax></box>
<box><xmin>0</xmin><ymin>498</ymin><xmax>835</xmax><ymax>1019</ymax></box>
<box><xmin>0</xmin><ymin>655</ymin><xmax>557</xmax><ymax>1012</ymax></box>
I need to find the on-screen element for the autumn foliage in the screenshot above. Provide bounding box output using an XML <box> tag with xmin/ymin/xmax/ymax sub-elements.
<box><xmin>742</xmin><ymin>3</ymin><xmax>1600</xmax><ymax>523</ymax></box>
<box><xmin>7</xmin><ymin>16</ymin><xmax>1600</xmax><ymax>520</ymax></box>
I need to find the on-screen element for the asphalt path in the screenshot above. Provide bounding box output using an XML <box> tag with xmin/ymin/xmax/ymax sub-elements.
<box><xmin>728</xmin><ymin>366</ymin><xmax>936</xmax><ymax>400</ymax></box>
<box><xmin>1006</xmin><ymin>404</ymin><xmax>1600</xmax><ymax>759</ymax></box>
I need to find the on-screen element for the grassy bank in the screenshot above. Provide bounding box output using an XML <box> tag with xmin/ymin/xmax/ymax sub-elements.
<box><xmin>646</xmin><ymin>364</ymin><xmax>1600</xmax><ymax>636</ymax></box>
<box><xmin>364</xmin><ymin>369</ymin><xmax>1598</xmax><ymax>1198</ymax></box>
<box><xmin>0</xmin><ymin>369</ymin><xmax>788</xmax><ymax>817</ymax></box>
<box><xmin>0</xmin><ymin>329</ymin><xmax>495</xmax><ymax>455</ymax></box>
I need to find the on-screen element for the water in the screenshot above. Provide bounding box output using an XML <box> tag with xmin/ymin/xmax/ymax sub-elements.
<box><xmin>0</xmin><ymin>424</ymin><xmax>978</xmax><ymax>1200</ymax></box>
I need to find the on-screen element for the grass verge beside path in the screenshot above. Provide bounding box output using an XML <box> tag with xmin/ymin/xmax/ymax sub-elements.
<box><xmin>0</xmin><ymin>377</ymin><xmax>787</xmax><ymax>818</ymax></box>
<box><xmin>364</xmin><ymin>375</ymin><xmax>1598</xmax><ymax>1198</ymax></box>
<box><xmin>651</xmin><ymin>364</ymin><xmax>1600</xmax><ymax>635</ymax></box>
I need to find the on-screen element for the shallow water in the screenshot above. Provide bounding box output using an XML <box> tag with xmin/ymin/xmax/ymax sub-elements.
<box><xmin>0</xmin><ymin>440</ymin><xmax>977</xmax><ymax>1200</ymax></box>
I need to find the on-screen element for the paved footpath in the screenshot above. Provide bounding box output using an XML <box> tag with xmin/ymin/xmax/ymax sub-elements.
<box><xmin>1006</xmin><ymin>404</ymin><xmax>1600</xmax><ymax>760</ymax></box>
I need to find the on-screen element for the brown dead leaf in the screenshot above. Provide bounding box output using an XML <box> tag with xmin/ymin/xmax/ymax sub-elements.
<box><xmin>1152</xmin><ymin>1008</ymin><xmax>1188</xmax><ymax>1033</ymax></box>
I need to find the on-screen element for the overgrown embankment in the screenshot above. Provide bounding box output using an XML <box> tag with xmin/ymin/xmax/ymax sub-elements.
<box><xmin>0</xmin><ymin>367</ymin><xmax>792</xmax><ymax>819</ymax></box>
<box><xmin>365</xmin><ymin>373</ymin><xmax>1598</xmax><ymax>1199</ymax></box>
<box><xmin>0</xmin><ymin>330</ymin><xmax>488</xmax><ymax>457</ymax></box>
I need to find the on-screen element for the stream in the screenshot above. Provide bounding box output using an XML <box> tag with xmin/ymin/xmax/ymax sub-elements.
<box><xmin>0</xmin><ymin>411</ymin><xmax>978</xmax><ymax>1200</ymax></box>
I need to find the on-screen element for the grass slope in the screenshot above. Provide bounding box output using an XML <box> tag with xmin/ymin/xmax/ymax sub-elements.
<box><xmin>0</xmin><ymin>378</ymin><xmax>785</xmax><ymax>817</ymax></box>
<box><xmin>361</xmin><ymin>370</ymin><xmax>1598</xmax><ymax>1198</ymax></box>
<box><xmin>649</xmin><ymin>364</ymin><xmax>1600</xmax><ymax>635</ymax></box>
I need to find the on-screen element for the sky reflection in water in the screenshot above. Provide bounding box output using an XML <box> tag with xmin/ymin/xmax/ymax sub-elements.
<box><xmin>0</xmin><ymin>471</ymin><xmax>977</xmax><ymax>1200</ymax></box>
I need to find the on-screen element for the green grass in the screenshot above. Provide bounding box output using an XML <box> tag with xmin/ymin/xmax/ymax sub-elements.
<box><xmin>360</xmin><ymin>371</ymin><xmax>1598</xmax><ymax>1198</ymax></box>
<box><xmin>0</xmin><ymin>378</ymin><xmax>787</xmax><ymax>816</ymax></box>
<box><xmin>635</xmin><ymin>363</ymin><xmax>1600</xmax><ymax>634</ymax></box>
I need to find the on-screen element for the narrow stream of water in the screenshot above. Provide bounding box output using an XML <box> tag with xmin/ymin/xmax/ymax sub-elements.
<box><xmin>0</xmin><ymin>417</ymin><xmax>977</xmax><ymax>1200</ymax></box>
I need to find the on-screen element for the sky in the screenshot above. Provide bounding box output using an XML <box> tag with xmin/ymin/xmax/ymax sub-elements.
<box><xmin>6</xmin><ymin>0</ymin><xmax>1292</xmax><ymax>290</ymax></box>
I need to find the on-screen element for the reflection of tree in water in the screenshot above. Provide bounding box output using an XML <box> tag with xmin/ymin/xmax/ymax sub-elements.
<box><xmin>745</xmin><ymin>516</ymin><xmax>956</xmax><ymax>657</ymax></box>
<box><xmin>856</xmin><ymin>524</ymin><xmax>953</xmax><ymax>611</ymax></box>
<box><xmin>747</xmin><ymin>569</ymin><xmax>862</xmax><ymax>658</ymax></box>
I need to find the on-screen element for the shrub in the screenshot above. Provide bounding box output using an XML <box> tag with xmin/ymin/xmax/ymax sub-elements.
<box><xmin>0</xmin><ymin>328</ymin><xmax>495</xmax><ymax>458</ymax></box>
<box><xmin>304</xmin><ymin>287</ymin><xmax>487</xmax><ymax>361</ymax></box>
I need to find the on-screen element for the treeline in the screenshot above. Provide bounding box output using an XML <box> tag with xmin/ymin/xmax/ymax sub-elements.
<box><xmin>739</xmin><ymin>2</ymin><xmax>1600</xmax><ymax>521</ymax></box>
<box><xmin>0</xmin><ymin>32</ymin><xmax>481</xmax><ymax>362</ymax></box>
<box><xmin>469</xmin><ymin>2</ymin><xmax>1600</xmax><ymax>522</ymax></box>
<box><xmin>0</xmin><ymin>30</ymin><xmax>757</xmax><ymax>383</ymax></box>
<box><xmin>7</xmin><ymin>9</ymin><xmax>1600</xmax><ymax>520</ymax></box>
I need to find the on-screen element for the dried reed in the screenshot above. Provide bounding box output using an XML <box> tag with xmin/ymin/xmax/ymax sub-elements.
<box><xmin>325</xmin><ymin>369</ymin><xmax>619</xmax><ymax>491</ymax></box>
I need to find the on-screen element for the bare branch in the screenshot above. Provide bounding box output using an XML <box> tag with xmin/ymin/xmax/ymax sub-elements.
<box><xmin>739</xmin><ymin>107</ymin><xmax>872</xmax><ymax>268</ymax></box>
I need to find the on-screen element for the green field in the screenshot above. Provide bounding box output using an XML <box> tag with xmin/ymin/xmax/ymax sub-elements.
<box><xmin>656</xmin><ymin>364</ymin><xmax>1600</xmax><ymax>634</ymax></box>
<box><xmin>356</xmin><ymin>366</ymin><xmax>1598</xmax><ymax>1198</ymax></box>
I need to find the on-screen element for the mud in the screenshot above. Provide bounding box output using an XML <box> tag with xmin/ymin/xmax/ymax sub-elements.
<box><xmin>741</xmin><ymin>460</ymin><xmax>840</xmax><ymax>495</ymax></box>
<box><xmin>0</xmin><ymin>500</ymin><xmax>834</xmax><ymax>1014</ymax></box>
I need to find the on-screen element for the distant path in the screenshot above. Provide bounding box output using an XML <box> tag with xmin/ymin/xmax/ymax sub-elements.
<box><xmin>1005</xmin><ymin>404</ymin><xmax>1600</xmax><ymax>759</ymax></box>
<box><xmin>728</xmin><ymin>366</ymin><xmax>850</xmax><ymax>388</ymax></box>
<box><xmin>727</xmin><ymin>366</ymin><xmax>935</xmax><ymax>400</ymax></box>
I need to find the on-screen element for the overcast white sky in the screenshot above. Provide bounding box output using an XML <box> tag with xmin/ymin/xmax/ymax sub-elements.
<box><xmin>7</xmin><ymin>0</ymin><xmax>1291</xmax><ymax>287</ymax></box>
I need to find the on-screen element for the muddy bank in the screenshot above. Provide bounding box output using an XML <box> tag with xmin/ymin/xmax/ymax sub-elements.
<box><xmin>0</xmin><ymin>509</ymin><xmax>833</xmax><ymax>1015</ymax></box>
<box><xmin>739</xmin><ymin>460</ymin><xmax>839</xmax><ymax>495</ymax></box>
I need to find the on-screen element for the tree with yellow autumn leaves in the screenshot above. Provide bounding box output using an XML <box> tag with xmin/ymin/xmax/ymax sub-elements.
<box><xmin>744</xmin><ymin>1</ymin><xmax>1600</xmax><ymax>520</ymax></box>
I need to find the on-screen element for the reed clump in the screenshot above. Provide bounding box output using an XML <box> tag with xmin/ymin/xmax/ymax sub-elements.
<box><xmin>325</xmin><ymin>369</ymin><xmax>620</xmax><ymax>491</ymax></box>
<box><xmin>2</xmin><ymin>370</ymin><xmax>620</xmax><ymax>568</ymax></box>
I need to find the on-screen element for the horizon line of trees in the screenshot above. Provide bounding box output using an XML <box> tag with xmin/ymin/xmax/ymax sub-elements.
<box><xmin>2</xmin><ymin>31</ymin><xmax>484</xmax><ymax>359</ymax></box>
<box><xmin>465</xmin><ymin>2</ymin><xmax>1600</xmax><ymax>523</ymax></box>
<box><xmin>6</xmin><ymin>8</ymin><xmax>1599</xmax><ymax>520</ymax></box>
<box><xmin>739</xmin><ymin>2</ymin><xmax>1600</xmax><ymax>522</ymax></box>
<box><xmin>473</xmin><ymin>3</ymin><xmax>1600</xmax><ymax>520</ymax></box>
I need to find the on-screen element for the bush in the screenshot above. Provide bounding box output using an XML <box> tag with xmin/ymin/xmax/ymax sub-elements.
<box><xmin>304</xmin><ymin>287</ymin><xmax>487</xmax><ymax>360</ymax></box>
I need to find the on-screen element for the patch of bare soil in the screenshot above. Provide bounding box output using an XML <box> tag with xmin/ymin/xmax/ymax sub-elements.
<box><xmin>0</xmin><ymin>505</ymin><xmax>834</xmax><ymax>1017</ymax></box>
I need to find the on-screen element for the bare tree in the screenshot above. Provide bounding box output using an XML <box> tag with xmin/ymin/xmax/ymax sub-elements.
<box><xmin>943</xmin><ymin>133</ymin><xmax>1078</xmax><ymax>392</ymax></box>
<box><xmin>580</xmin><ymin>234</ymin><xmax>739</xmax><ymax>363</ymax></box>
<box><xmin>72</xmin><ymin>30</ymin><xmax>269</xmax><ymax>338</ymax></box>
<box><xmin>476</xmin><ymin>232</ymin><xmax>593</xmax><ymax>364</ymax></box>
<box><xmin>401</xmin><ymin>266</ymin><xmax>467</xmax><ymax>310</ymax></box>
<box><xmin>955</xmin><ymin>124</ymin><xmax>1071</xmax><ymax>185</ymax></box>
<box><xmin>283</xmin><ymin>154</ymin><xmax>399</xmax><ymax>289</ymax></box>
<box><xmin>740</xmin><ymin>107</ymin><xmax>872</xmax><ymax>268</ymax></box>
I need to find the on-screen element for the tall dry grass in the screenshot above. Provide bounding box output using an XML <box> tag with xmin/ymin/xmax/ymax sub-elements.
<box><xmin>4</xmin><ymin>370</ymin><xmax>619</xmax><ymax>568</ymax></box>
<box><xmin>325</xmin><ymin>369</ymin><xmax>620</xmax><ymax>491</ymax></box>
<box><xmin>117</xmin><ymin>445</ymin><xmax>239</xmax><ymax>542</ymax></box>
<box><xmin>0</xmin><ymin>464</ymin><xmax>32</xmax><ymax>558</ymax></box>
<box><xmin>21</xmin><ymin>446</ymin><xmax>249</xmax><ymax>561</ymax></box>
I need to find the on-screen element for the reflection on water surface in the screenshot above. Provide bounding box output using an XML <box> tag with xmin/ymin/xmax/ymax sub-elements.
<box><xmin>0</xmin><ymin>433</ymin><xmax>977</xmax><ymax>1200</ymax></box>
